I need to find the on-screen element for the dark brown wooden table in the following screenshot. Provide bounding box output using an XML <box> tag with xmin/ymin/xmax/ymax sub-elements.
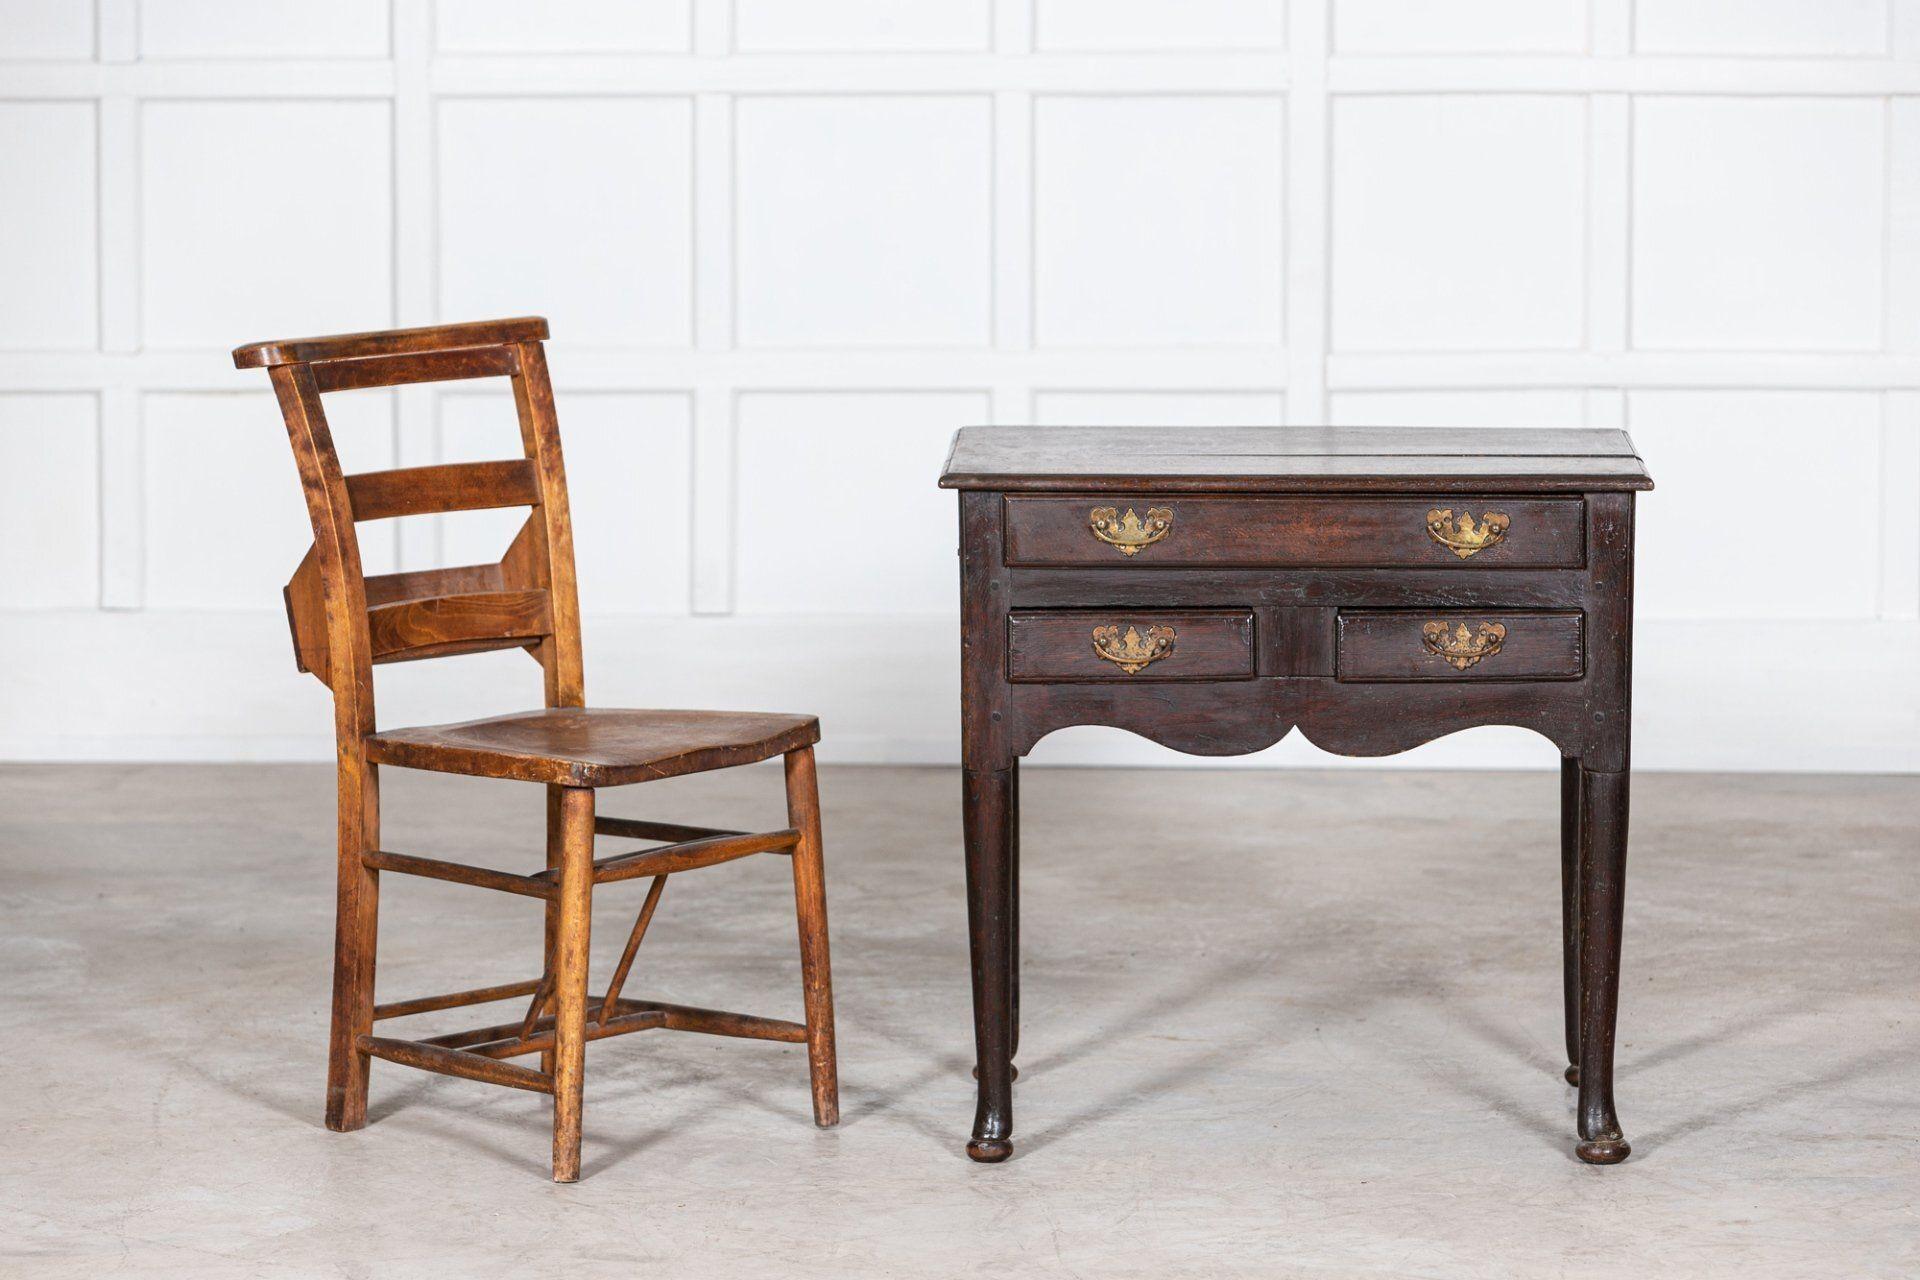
<box><xmin>939</xmin><ymin>426</ymin><xmax>1654</xmax><ymax>1166</ymax></box>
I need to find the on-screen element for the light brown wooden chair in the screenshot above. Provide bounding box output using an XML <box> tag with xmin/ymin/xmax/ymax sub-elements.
<box><xmin>233</xmin><ymin>317</ymin><xmax>836</xmax><ymax>1182</ymax></box>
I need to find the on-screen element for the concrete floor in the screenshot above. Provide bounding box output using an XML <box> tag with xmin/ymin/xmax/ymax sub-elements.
<box><xmin>0</xmin><ymin>763</ymin><xmax>1914</xmax><ymax>1279</ymax></box>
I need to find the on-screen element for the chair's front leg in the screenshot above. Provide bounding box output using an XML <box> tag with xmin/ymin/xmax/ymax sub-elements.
<box><xmin>550</xmin><ymin>785</ymin><xmax>595</xmax><ymax>1182</ymax></box>
<box><xmin>326</xmin><ymin>759</ymin><xmax>380</xmax><ymax>1132</ymax></box>
<box><xmin>785</xmin><ymin>746</ymin><xmax>839</xmax><ymax>1128</ymax></box>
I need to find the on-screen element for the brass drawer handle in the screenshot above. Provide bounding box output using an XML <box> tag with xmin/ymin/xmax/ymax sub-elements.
<box><xmin>1091</xmin><ymin>624</ymin><xmax>1176</xmax><ymax>675</ymax></box>
<box><xmin>1089</xmin><ymin>506</ymin><xmax>1173</xmax><ymax>556</ymax></box>
<box><xmin>1422</xmin><ymin>620</ymin><xmax>1507</xmax><ymax>671</ymax></box>
<box><xmin>1427</xmin><ymin>508</ymin><xmax>1510</xmax><ymax>559</ymax></box>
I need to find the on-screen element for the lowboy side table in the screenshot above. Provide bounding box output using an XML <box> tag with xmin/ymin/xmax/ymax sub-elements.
<box><xmin>940</xmin><ymin>426</ymin><xmax>1654</xmax><ymax>1166</ymax></box>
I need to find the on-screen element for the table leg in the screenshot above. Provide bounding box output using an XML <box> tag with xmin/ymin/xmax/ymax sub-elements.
<box><xmin>1008</xmin><ymin>759</ymin><xmax>1020</xmax><ymax>1065</ymax></box>
<box><xmin>964</xmin><ymin>766</ymin><xmax>1016</xmax><ymax>1163</ymax></box>
<box><xmin>1574</xmin><ymin>765</ymin><xmax>1631</xmax><ymax>1164</ymax></box>
<box><xmin>1559</xmin><ymin>756</ymin><xmax>1582</xmax><ymax>1087</ymax></box>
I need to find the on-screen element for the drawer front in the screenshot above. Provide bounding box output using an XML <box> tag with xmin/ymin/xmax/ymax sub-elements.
<box><xmin>1003</xmin><ymin>495</ymin><xmax>1583</xmax><ymax>568</ymax></box>
<box><xmin>1008</xmin><ymin>610</ymin><xmax>1254</xmax><ymax>682</ymax></box>
<box><xmin>1335</xmin><ymin>610</ymin><xmax>1584</xmax><ymax>682</ymax></box>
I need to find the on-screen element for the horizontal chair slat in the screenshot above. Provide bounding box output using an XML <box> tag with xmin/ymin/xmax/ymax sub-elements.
<box><xmin>593</xmin><ymin>816</ymin><xmax>746</xmax><ymax>844</ymax></box>
<box><xmin>233</xmin><ymin>315</ymin><xmax>548</xmax><ymax>368</ymax></box>
<box><xmin>537</xmin><ymin>828</ymin><xmax>800</xmax><ymax>887</ymax></box>
<box><xmin>363</xmin><ymin>563</ymin><xmax>505</xmax><ymax>608</ymax></box>
<box><xmin>445</xmin><ymin>1003</ymin><xmax>671</xmax><ymax>1060</ymax></box>
<box><xmin>363</xmin><ymin>849</ymin><xmax>556</xmax><ymax>900</ymax></box>
<box><xmin>367</xmin><ymin>589</ymin><xmax>550</xmax><ymax>665</ymax></box>
<box><xmin>625</xmin><ymin>999</ymin><xmax>809</xmax><ymax>1044</ymax></box>
<box><xmin>374</xmin><ymin>978</ymin><xmax>544</xmax><ymax>1021</ymax></box>
<box><xmin>312</xmin><ymin>345</ymin><xmax>518</xmax><ymax>392</ymax></box>
<box><xmin>370</xmin><ymin>635</ymin><xmax>544</xmax><ymax>667</ymax></box>
<box><xmin>439</xmin><ymin>999</ymin><xmax>805</xmax><ymax>1060</ymax></box>
<box><xmin>357</xmin><ymin>1034</ymin><xmax>554</xmax><ymax>1093</ymax></box>
<box><xmin>346</xmin><ymin>459</ymin><xmax>541</xmax><ymax>523</ymax></box>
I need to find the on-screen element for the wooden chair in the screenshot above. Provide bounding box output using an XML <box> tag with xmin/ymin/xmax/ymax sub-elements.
<box><xmin>233</xmin><ymin>317</ymin><xmax>837</xmax><ymax>1182</ymax></box>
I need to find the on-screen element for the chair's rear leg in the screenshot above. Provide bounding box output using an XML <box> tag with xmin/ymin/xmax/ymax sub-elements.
<box><xmin>326</xmin><ymin>760</ymin><xmax>381</xmax><ymax>1132</ymax></box>
<box><xmin>540</xmin><ymin>785</ymin><xmax>564</xmax><ymax>1076</ymax></box>
<box><xmin>551</xmin><ymin>785</ymin><xmax>595</xmax><ymax>1182</ymax></box>
<box><xmin>784</xmin><ymin>746</ymin><xmax>839</xmax><ymax>1128</ymax></box>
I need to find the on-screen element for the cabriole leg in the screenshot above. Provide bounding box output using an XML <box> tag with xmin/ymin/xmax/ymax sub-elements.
<box><xmin>1559</xmin><ymin>756</ymin><xmax>1583</xmax><ymax>1087</ymax></box>
<box><xmin>975</xmin><ymin>761</ymin><xmax>1021</xmax><ymax>1083</ymax></box>
<box><xmin>1575</xmin><ymin>766</ymin><xmax>1631</xmax><ymax>1165</ymax></box>
<box><xmin>1009</xmin><ymin>759</ymin><xmax>1020</xmax><ymax>1066</ymax></box>
<box><xmin>964</xmin><ymin>767</ymin><xmax>1016</xmax><ymax>1163</ymax></box>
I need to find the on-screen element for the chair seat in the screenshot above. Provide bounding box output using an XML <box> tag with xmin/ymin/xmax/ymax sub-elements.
<box><xmin>365</xmin><ymin>708</ymin><xmax>820</xmax><ymax>787</ymax></box>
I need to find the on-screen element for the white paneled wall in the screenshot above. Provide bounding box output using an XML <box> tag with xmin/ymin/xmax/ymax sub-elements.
<box><xmin>735</xmin><ymin>96</ymin><xmax>994</xmax><ymax>346</ymax></box>
<box><xmin>439</xmin><ymin>98</ymin><xmax>694</xmax><ymax>346</ymax></box>
<box><xmin>1332</xmin><ymin>95</ymin><xmax>1589</xmax><ymax>351</ymax></box>
<box><xmin>0</xmin><ymin>0</ymin><xmax>1915</xmax><ymax>771</ymax></box>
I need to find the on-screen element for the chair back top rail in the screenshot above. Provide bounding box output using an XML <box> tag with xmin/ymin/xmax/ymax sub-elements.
<box><xmin>313</xmin><ymin>344</ymin><xmax>521</xmax><ymax>393</ymax></box>
<box><xmin>233</xmin><ymin>316</ymin><xmax>548</xmax><ymax>369</ymax></box>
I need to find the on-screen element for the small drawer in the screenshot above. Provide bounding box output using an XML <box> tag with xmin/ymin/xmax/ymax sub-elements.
<box><xmin>1003</xmin><ymin>495</ymin><xmax>1583</xmax><ymax>568</ymax></box>
<box><xmin>1008</xmin><ymin>610</ymin><xmax>1254</xmax><ymax>682</ymax></box>
<box><xmin>1335</xmin><ymin>610</ymin><xmax>1584</xmax><ymax>682</ymax></box>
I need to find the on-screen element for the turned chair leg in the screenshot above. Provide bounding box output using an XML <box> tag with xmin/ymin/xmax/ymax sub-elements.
<box><xmin>326</xmin><ymin>761</ymin><xmax>381</xmax><ymax>1132</ymax></box>
<box><xmin>550</xmin><ymin>785</ymin><xmax>595</xmax><ymax>1182</ymax></box>
<box><xmin>784</xmin><ymin>747</ymin><xmax>839</xmax><ymax>1128</ymax></box>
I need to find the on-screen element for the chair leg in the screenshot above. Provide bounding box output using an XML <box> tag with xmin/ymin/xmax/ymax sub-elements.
<box><xmin>326</xmin><ymin>760</ymin><xmax>380</xmax><ymax>1132</ymax></box>
<box><xmin>550</xmin><ymin>785</ymin><xmax>595</xmax><ymax>1182</ymax></box>
<box><xmin>540</xmin><ymin>785</ymin><xmax>564</xmax><ymax>1076</ymax></box>
<box><xmin>784</xmin><ymin>746</ymin><xmax>839</xmax><ymax>1128</ymax></box>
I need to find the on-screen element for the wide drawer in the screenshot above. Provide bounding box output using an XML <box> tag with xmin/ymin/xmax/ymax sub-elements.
<box><xmin>1003</xmin><ymin>495</ymin><xmax>1583</xmax><ymax>568</ymax></box>
<box><xmin>1335</xmin><ymin>610</ymin><xmax>1584</xmax><ymax>682</ymax></box>
<box><xmin>1008</xmin><ymin>610</ymin><xmax>1254</xmax><ymax>682</ymax></box>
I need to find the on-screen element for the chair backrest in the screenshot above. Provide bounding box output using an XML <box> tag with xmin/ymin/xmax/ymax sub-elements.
<box><xmin>233</xmin><ymin>318</ymin><xmax>584</xmax><ymax>747</ymax></box>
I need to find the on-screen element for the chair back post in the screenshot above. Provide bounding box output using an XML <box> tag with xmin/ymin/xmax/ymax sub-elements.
<box><xmin>269</xmin><ymin>360</ymin><xmax>376</xmax><ymax>746</ymax></box>
<box><xmin>507</xmin><ymin>340</ymin><xmax>584</xmax><ymax>709</ymax></box>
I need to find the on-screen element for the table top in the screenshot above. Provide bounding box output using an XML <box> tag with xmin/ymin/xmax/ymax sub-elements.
<box><xmin>939</xmin><ymin>426</ymin><xmax>1654</xmax><ymax>494</ymax></box>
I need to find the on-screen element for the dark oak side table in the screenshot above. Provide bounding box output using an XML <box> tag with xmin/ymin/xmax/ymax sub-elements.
<box><xmin>939</xmin><ymin>426</ymin><xmax>1654</xmax><ymax>1166</ymax></box>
